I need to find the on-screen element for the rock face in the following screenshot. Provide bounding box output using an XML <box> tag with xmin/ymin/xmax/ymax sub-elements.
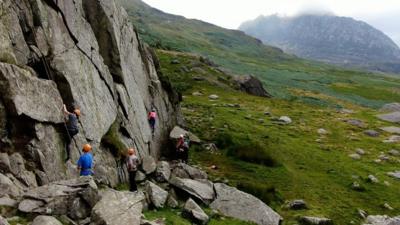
<box><xmin>234</xmin><ymin>75</ymin><xmax>272</xmax><ymax>97</ymax></box>
<box><xmin>239</xmin><ymin>14</ymin><xmax>400</xmax><ymax>73</ymax></box>
<box><xmin>0</xmin><ymin>0</ymin><xmax>179</xmax><ymax>192</ymax></box>
<box><xmin>210</xmin><ymin>183</ymin><xmax>282</xmax><ymax>225</ymax></box>
<box><xmin>91</xmin><ymin>189</ymin><xmax>145</xmax><ymax>225</ymax></box>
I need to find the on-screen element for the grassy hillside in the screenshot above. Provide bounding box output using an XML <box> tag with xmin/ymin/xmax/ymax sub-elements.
<box><xmin>155</xmin><ymin>50</ymin><xmax>400</xmax><ymax>224</ymax></box>
<box><xmin>122</xmin><ymin>0</ymin><xmax>400</xmax><ymax>109</ymax></box>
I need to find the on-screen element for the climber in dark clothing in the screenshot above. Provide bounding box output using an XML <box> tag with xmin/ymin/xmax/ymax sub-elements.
<box><xmin>63</xmin><ymin>104</ymin><xmax>80</xmax><ymax>161</ymax></box>
<box><xmin>126</xmin><ymin>148</ymin><xmax>140</xmax><ymax>192</ymax></box>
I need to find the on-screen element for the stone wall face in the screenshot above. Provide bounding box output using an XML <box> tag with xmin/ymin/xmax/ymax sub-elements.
<box><xmin>0</xmin><ymin>0</ymin><xmax>179</xmax><ymax>188</ymax></box>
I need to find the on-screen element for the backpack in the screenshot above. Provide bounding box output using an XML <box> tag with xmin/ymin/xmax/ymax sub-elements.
<box><xmin>183</xmin><ymin>139</ymin><xmax>190</xmax><ymax>148</ymax></box>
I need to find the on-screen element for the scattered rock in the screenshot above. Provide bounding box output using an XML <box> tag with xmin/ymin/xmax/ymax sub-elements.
<box><xmin>387</xmin><ymin>171</ymin><xmax>400</xmax><ymax>179</ymax></box>
<box><xmin>380</xmin><ymin>126</ymin><xmax>400</xmax><ymax>134</ymax></box>
<box><xmin>141</xmin><ymin>219</ymin><xmax>165</xmax><ymax>225</ymax></box>
<box><xmin>0</xmin><ymin>196</ymin><xmax>17</xmax><ymax>208</ymax></box>
<box><xmin>364</xmin><ymin>215</ymin><xmax>400</xmax><ymax>225</ymax></box>
<box><xmin>383</xmin><ymin>135</ymin><xmax>400</xmax><ymax>143</ymax></box>
<box><xmin>388</xmin><ymin>149</ymin><xmax>400</xmax><ymax>156</ymax></box>
<box><xmin>233</xmin><ymin>75</ymin><xmax>272</xmax><ymax>97</ymax></box>
<box><xmin>145</xmin><ymin>181</ymin><xmax>168</xmax><ymax>209</ymax></box>
<box><xmin>169</xmin><ymin>126</ymin><xmax>201</xmax><ymax>143</ymax></box>
<box><xmin>286</xmin><ymin>199</ymin><xmax>307</xmax><ymax>210</ymax></box>
<box><xmin>358</xmin><ymin>209</ymin><xmax>368</xmax><ymax>219</ymax></box>
<box><xmin>203</xmin><ymin>143</ymin><xmax>218</xmax><ymax>152</ymax></box>
<box><xmin>210</xmin><ymin>183</ymin><xmax>282</xmax><ymax>225</ymax></box>
<box><xmin>299</xmin><ymin>216</ymin><xmax>333</xmax><ymax>225</ymax></box>
<box><xmin>367</xmin><ymin>175</ymin><xmax>379</xmax><ymax>183</ymax></box>
<box><xmin>351</xmin><ymin>182</ymin><xmax>365</xmax><ymax>191</ymax></box>
<box><xmin>377</xmin><ymin>112</ymin><xmax>400</xmax><ymax>123</ymax></box>
<box><xmin>170</xmin><ymin>59</ymin><xmax>180</xmax><ymax>64</ymax></box>
<box><xmin>169</xmin><ymin>177</ymin><xmax>215</xmax><ymax>205</ymax></box>
<box><xmin>193</xmin><ymin>76</ymin><xmax>205</xmax><ymax>81</ymax></box>
<box><xmin>208</xmin><ymin>95</ymin><xmax>219</xmax><ymax>100</ymax></box>
<box><xmin>279</xmin><ymin>116</ymin><xmax>292</xmax><ymax>124</ymax></box>
<box><xmin>31</xmin><ymin>216</ymin><xmax>62</xmax><ymax>225</ymax></box>
<box><xmin>317</xmin><ymin>129</ymin><xmax>328</xmax><ymax>135</ymax></box>
<box><xmin>339</xmin><ymin>109</ymin><xmax>355</xmax><ymax>114</ymax></box>
<box><xmin>356</xmin><ymin>148</ymin><xmax>366</xmax><ymax>155</ymax></box>
<box><xmin>364</xmin><ymin>130</ymin><xmax>380</xmax><ymax>137</ymax></box>
<box><xmin>383</xmin><ymin>203</ymin><xmax>394</xmax><ymax>210</ymax></box>
<box><xmin>183</xmin><ymin>198</ymin><xmax>209</xmax><ymax>225</ymax></box>
<box><xmin>142</xmin><ymin>156</ymin><xmax>157</xmax><ymax>175</ymax></box>
<box><xmin>155</xmin><ymin>161</ymin><xmax>171</xmax><ymax>183</ymax></box>
<box><xmin>346</xmin><ymin>119</ymin><xmax>366</xmax><ymax>128</ymax></box>
<box><xmin>384</xmin><ymin>181</ymin><xmax>391</xmax><ymax>186</ymax></box>
<box><xmin>192</xmin><ymin>91</ymin><xmax>204</xmax><ymax>96</ymax></box>
<box><xmin>380</xmin><ymin>103</ymin><xmax>400</xmax><ymax>112</ymax></box>
<box><xmin>349</xmin><ymin>153</ymin><xmax>361</xmax><ymax>160</ymax></box>
<box><xmin>264</xmin><ymin>111</ymin><xmax>271</xmax><ymax>116</ymax></box>
<box><xmin>379</xmin><ymin>154</ymin><xmax>390</xmax><ymax>161</ymax></box>
<box><xmin>91</xmin><ymin>189</ymin><xmax>145</xmax><ymax>225</ymax></box>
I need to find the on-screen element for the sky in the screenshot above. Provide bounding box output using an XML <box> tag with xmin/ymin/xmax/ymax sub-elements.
<box><xmin>142</xmin><ymin>0</ymin><xmax>400</xmax><ymax>46</ymax></box>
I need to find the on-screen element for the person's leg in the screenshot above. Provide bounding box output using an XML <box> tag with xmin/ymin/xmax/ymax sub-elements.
<box><xmin>65</xmin><ymin>131</ymin><xmax>72</xmax><ymax>161</ymax></box>
<box><xmin>129</xmin><ymin>171</ymin><xmax>137</xmax><ymax>192</ymax></box>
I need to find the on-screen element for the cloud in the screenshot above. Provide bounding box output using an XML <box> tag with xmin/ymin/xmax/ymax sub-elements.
<box><xmin>295</xmin><ymin>2</ymin><xmax>335</xmax><ymax>16</ymax></box>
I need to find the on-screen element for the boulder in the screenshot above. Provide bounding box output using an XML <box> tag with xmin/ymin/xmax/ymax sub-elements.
<box><xmin>380</xmin><ymin>103</ymin><xmax>400</xmax><ymax>112</ymax></box>
<box><xmin>18</xmin><ymin>177</ymin><xmax>98</xmax><ymax>215</ymax></box>
<box><xmin>364</xmin><ymin>215</ymin><xmax>400</xmax><ymax>225</ymax></box>
<box><xmin>91</xmin><ymin>189</ymin><xmax>145</xmax><ymax>225</ymax></box>
<box><xmin>0</xmin><ymin>173</ymin><xmax>22</xmax><ymax>198</ymax></box>
<box><xmin>377</xmin><ymin>112</ymin><xmax>400</xmax><ymax>123</ymax></box>
<box><xmin>169</xmin><ymin>177</ymin><xmax>214</xmax><ymax>204</ymax></box>
<box><xmin>380</xmin><ymin>127</ymin><xmax>400</xmax><ymax>134</ymax></box>
<box><xmin>31</xmin><ymin>216</ymin><xmax>63</xmax><ymax>225</ymax></box>
<box><xmin>286</xmin><ymin>199</ymin><xmax>307</xmax><ymax>210</ymax></box>
<box><xmin>208</xmin><ymin>94</ymin><xmax>219</xmax><ymax>100</ymax></box>
<box><xmin>383</xmin><ymin>136</ymin><xmax>400</xmax><ymax>143</ymax></box>
<box><xmin>364</xmin><ymin>130</ymin><xmax>380</xmax><ymax>137</ymax></box>
<box><xmin>356</xmin><ymin>148</ymin><xmax>366</xmax><ymax>155</ymax></box>
<box><xmin>349</xmin><ymin>153</ymin><xmax>361</xmax><ymax>160</ymax></box>
<box><xmin>300</xmin><ymin>216</ymin><xmax>333</xmax><ymax>225</ymax></box>
<box><xmin>145</xmin><ymin>181</ymin><xmax>168</xmax><ymax>208</ymax></box>
<box><xmin>388</xmin><ymin>149</ymin><xmax>400</xmax><ymax>156</ymax></box>
<box><xmin>367</xmin><ymin>175</ymin><xmax>379</xmax><ymax>183</ymax></box>
<box><xmin>171</xmin><ymin>163</ymin><xmax>208</xmax><ymax>180</ymax></box>
<box><xmin>142</xmin><ymin>156</ymin><xmax>157</xmax><ymax>175</ymax></box>
<box><xmin>69</xmin><ymin>197</ymin><xmax>90</xmax><ymax>220</ymax></box>
<box><xmin>0</xmin><ymin>196</ymin><xmax>17</xmax><ymax>208</ymax></box>
<box><xmin>135</xmin><ymin>171</ymin><xmax>147</xmax><ymax>182</ymax></box>
<box><xmin>210</xmin><ymin>183</ymin><xmax>282</xmax><ymax>225</ymax></box>
<box><xmin>317</xmin><ymin>129</ymin><xmax>328</xmax><ymax>135</ymax></box>
<box><xmin>183</xmin><ymin>198</ymin><xmax>209</xmax><ymax>225</ymax></box>
<box><xmin>169</xmin><ymin>126</ymin><xmax>201</xmax><ymax>143</ymax></box>
<box><xmin>155</xmin><ymin>161</ymin><xmax>171</xmax><ymax>182</ymax></box>
<box><xmin>279</xmin><ymin>116</ymin><xmax>292</xmax><ymax>124</ymax></box>
<box><xmin>387</xmin><ymin>171</ymin><xmax>400</xmax><ymax>179</ymax></box>
<box><xmin>346</xmin><ymin>119</ymin><xmax>366</xmax><ymax>128</ymax></box>
<box><xmin>234</xmin><ymin>75</ymin><xmax>272</xmax><ymax>97</ymax></box>
<box><xmin>0</xmin><ymin>63</ymin><xmax>64</xmax><ymax>123</ymax></box>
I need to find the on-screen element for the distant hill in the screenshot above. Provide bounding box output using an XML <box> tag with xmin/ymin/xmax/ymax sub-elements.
<box><xmin>239</xmin><ymin>14</ymin><xmax>400</xmax><ymax>73</ymax></box>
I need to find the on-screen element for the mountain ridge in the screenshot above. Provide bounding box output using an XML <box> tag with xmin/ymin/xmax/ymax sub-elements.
<box><xmin>239</xmin><ymin>14</ymin><xmax>400</xmax><ymax>73</ymax></box>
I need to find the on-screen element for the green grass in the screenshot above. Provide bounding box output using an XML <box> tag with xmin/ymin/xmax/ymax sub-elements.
<box><xmin>144</xmin><ymin>208</ymin><xmax>257</xmax><ymax>225</ymax></box>
<box><xmin>155</xmin><ymin>51</ymin><xmax>400</xmax><ymax>224</ymax></box>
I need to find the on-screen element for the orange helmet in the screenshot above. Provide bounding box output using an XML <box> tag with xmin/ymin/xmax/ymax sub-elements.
<box><xmin>83</xmin><ymin>144</ymin><xmax>92</xmax><ymax>152</ymax></box>
<box><xmin>128</xmin><ymin>148</ymin><xmax>135</xmax><ymax>155</ymax></box>
<box><xmin>74</xmin><ymin>109</ymin><xmax>81</xmax><ymax>117</ymax></box>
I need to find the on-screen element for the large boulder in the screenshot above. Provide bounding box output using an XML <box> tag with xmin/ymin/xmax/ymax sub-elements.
<box><xmin>145</xmin><ymin>181</ymin><xmax>168</xmax><ymax>208</ymax></box>
<box><xmin>171</xmin><ymin>163</ymin><xmax>208</xmax><ymax>180</ymax></box>
<box><xmin>169</xmin><ymin>126</ymin><xmax>201</xmax><ymax>143</ymax></box>
<box><xmin>210</xmin><ymin>183</ymin><xmax>282</xmax><ymax>225</ymax></box>
<box><xmin>142</xmin><ymin>156</ymin><xmax>157</xmax><ymax>174</ymax></box>
<box><xmin>183</xmin><ymin>198</ymin><xmax>209</xmax><ymax>225</ymax></box>
<box><xmin>377</xmin><ymin>112</ymin><xmax>400</xmax><ymax>123</ymax></box>
<box><xmin>31</xmin><ymin>216</ymin><xmax>62</xmax><ymax>225</ymax></box>
<box><xmin>18</xmin><ymin>177</ymin><xmax>98</xmax><ymax>215</ymax></box>
<box><xmin>91</xmin><ymin>189</ymin><xmax>145</xmax><ymax>225</ymax></box>
<box><xmin>234</xmin><ymin>75</ymin><xmax>272</xmax><ymax>97</ymax></box>
<box><xmin>169</xmin><ymin>177</ymin><xmax>215</xmax><ymax>205</ymax></box>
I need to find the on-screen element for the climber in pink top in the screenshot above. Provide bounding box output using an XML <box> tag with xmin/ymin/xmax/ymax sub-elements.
<box><xmin>148</xmin><ymin>108</ymin><xmax>157</xmax><ymax>135</ymax></box>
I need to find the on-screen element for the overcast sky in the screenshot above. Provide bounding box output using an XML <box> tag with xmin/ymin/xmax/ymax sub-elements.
<box><xmin>142</xmin><ymin>0</ymin><xmax>400</xmax><ymax>46</ymax></box>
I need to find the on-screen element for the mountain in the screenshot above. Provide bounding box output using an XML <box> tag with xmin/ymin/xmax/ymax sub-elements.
<box><xmin>239</xmin><ymin>14</ymin><xmax>400</xmax><ymax>73</ymax></box>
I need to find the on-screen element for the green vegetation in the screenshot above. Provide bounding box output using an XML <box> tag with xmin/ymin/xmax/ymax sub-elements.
<box><xmin>144</xmin><ymin>208</ymin><xmax>256</xmax><ymax>225</ymax></box>
<box><xmin>102</xmin><ymin>121</ymin><xmax>127</xmax><ymax>157</ymax></box>
<box><xmin>156</xmin><ymin>51</ymin><xmax>400</xmax><ymax>224</ymax></box>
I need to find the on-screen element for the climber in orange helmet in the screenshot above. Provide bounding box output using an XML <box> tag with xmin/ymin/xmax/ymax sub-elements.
<box><xmin>126</xmin><ymin>148</ymin><xmax>140</xmax><ymax>192</ymax></box>
<box><xmin>77</xmin><ymin>144</ymin><xmax>93</xmax><ymax>176</ymax></box>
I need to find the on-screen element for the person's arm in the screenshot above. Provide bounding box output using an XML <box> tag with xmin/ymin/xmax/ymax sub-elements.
<box><xmin>63</xmin><ymin>104</ymin><xmax>72</xmax><ymax>116</ymax></box>
<box><xmin>77</xmin><ymin>157</ymin><xmax>82</xmax><ymax>173</ymax></box>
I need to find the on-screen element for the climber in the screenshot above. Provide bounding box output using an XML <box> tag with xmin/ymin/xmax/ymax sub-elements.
<box><xmin>148</xmin><ymin>108</ymin><xmax>157</xmax><ymax>135</ymax></box>
<box><xmin>176</xmin><ymin>134</ymin><xmax>185</xmax><ymax>162</ymax></box>
<box><xmin>63</xmin><ymin>104</ymin><xmax>80</xmax><ymax>161</ymax></box>
<box><xmin>77</xmin><ymin>144</ymin><xmax>93</xmax><ymax>176</ymax></box>
<box><xmin>182</xmin><ymin>134</ymin><xmax>190</xmax><ymax>163</ymax></box>
<box><xmin>126</xmin><ymin>148</ymin><xmax>140</xmax><ymax>192</ymax></box>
